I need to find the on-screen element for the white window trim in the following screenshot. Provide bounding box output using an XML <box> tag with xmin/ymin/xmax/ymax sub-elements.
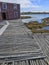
<box><xmin>2</xmin><ymin>3</ymin><xmax>7</xmax><ymax>9</ymax></box>
<box><xmin>14</xmin><ymin>4</ymin><xmax>17</xmax><ymax>9</ymax></box>
<box><xmin>14</xmin><ymin>12</ymin><xmax>18</xmax><ymax>17</ymax></box>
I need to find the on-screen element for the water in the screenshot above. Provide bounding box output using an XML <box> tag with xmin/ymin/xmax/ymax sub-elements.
<box><xmin>42</xmin><ymin>26</ymin><xmax>49</xmax><ymax>30</ymax></box>
<box><xmin>21</xmin><ymin>14</ymin><xmax>49</xmax><ymax>23</ymax></box>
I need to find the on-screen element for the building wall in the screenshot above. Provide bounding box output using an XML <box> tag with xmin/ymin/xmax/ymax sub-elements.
<box><xmin>0</xmin><ymin>2</ymin><xmax>2</xmax><ymax>20</ymax></box>
<box><xmin>0</xmin><ymin>2</ymin><xmax>20</xmax><ymax>20</ymax></box>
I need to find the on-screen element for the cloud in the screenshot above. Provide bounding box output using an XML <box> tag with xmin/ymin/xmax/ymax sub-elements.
<box><xmin>0</xmin><ymin>0</ymin><xmax>40</xmax><ymax>12</ymax></box>
<box><xmin>16</xmin><ymin>0</ymin><xmax>40</xmax><ymax>8</ymax></box>
<box><xmin>31</xmin><ymin>0</ymin><xmax>40</xmax><ymax>3</ymax></box>
<box><xmin>0</xmin><ymin>0</ymin><xmax>40</xmax><ymax>8</ymax></box>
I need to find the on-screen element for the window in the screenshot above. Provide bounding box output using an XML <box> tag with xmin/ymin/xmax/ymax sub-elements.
<box><xmin>14</xmin><ymin>4</ymin><xmax>17</xmax><ymax>9</ymax></box>
<box><xmin>2</xmin><ymin>3</ymin><xmax>7</xmax><ymax>9</ymax></box>
<box><xmin>14</xmin><ymin>12</ymin><xmax>18</xmax><ymax>17</ymax></box>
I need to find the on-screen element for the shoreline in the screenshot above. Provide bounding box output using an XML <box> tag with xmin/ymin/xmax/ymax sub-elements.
<box><xmin>21</xmin><ymin>15</ymin><xmax>32</xmax><ymax>19</ymax></box>
<box><xmin>21</xmin><ymin>12</ymin><xmax>49</xmax><ymax>15</ymax></box>
<box><xmin>24</xmin><ymin>17</ymin><xmax>49</xmax><ymax>33</ymax></box>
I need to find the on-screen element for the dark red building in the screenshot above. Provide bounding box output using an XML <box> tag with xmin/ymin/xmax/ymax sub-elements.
<box><xmin>0</xmin><ymin>2</ymin><xmax>20</xmax><ymax>20</ymax></box>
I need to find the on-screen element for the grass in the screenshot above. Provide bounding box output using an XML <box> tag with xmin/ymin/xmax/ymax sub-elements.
<box><xmin>24</xmin><ymin>17</ymin><xmax>49</xmax><ymax>33</ymax></box>
<box><xmin>31</xmin><ymin>29</ymin><xmax>49</xmax><ymax>33</ymax></box>
<box><xmin>25</xmin><ymin>21</ymin><xmax>47</xmax><ymax>29</ymax></box>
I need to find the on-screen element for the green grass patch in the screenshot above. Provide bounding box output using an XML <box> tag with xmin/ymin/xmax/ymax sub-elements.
<box><xmin>24</xmin><ymin>20</ymin><xmax>49</xmax><ymax>33</ymax></box>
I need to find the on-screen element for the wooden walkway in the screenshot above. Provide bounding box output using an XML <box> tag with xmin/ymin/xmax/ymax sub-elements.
<box><xmin>0</xmin><ymin>19</ymin><xmax>49</xmax><ymax>65</ymax></box>
<box><xmin>0</xmin><ymin>59</ymin><xmax>48</xmax><ymax>65</ymax></box>
<box><xmin>33</xmin><ymin>33</ymin><xmax>49</xmax><ymax>61</ymax></box>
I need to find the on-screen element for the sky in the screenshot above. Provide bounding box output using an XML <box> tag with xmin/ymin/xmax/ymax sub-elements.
<box><xmin>0</xmin><ymin>0</ymin><xmax>49</xmax><ymax>12</ymax></box>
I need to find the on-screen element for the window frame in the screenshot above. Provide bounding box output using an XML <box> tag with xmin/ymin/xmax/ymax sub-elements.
<box><xmin>14</xmin><ymin>12</ymin><xmax>18</xmax><ymax>17</ymax></box>
<box><xmin>2</xmin><ymin>3</ymin><xmax>7</xmax><ymax>9</ymax></box>
<box><xmin>14</xmin><ymin>4</ymin><xmax>17</xmax><ymax>10</ymax></box>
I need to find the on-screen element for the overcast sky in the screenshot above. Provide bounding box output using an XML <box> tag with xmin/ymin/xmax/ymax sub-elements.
<box><xmin>0</xmin><ymin>0</ymin><xmax>49</xmax><ymax>12</ymax></box>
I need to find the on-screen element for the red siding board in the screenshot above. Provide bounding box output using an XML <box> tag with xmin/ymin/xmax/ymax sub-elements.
<box><xmin>0</xmin><ymin>13</ymin><xmax>2</xmax><ymax>20</ymax></box>
<box><xmin>0</xmin><ymin>2</ymin><xmax>20</xmax><ymax>20</ymax></box>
